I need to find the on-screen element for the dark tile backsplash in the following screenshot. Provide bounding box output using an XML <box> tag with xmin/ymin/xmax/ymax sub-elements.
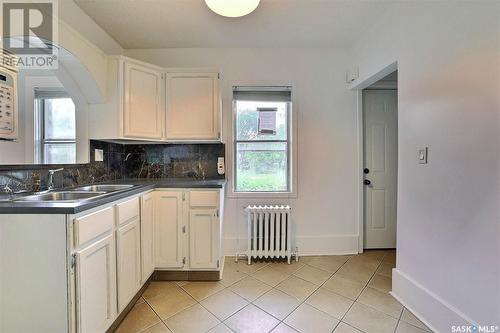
<box><xmin>0</xmin><ymin>140</ymin><xmax>225</xmax><ymax>193</ymax></box>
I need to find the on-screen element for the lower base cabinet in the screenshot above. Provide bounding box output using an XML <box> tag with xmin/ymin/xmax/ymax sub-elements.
<box><xmin>154</xmin><ymin>189</ymin><xmax>223</xmax><ymax>271</ymax></box>
<box><xmin>189</xmin><ymin>208</ymin><xmax>219</xmax><ymax>269</ymax></box>
<box><xmin>75</xmin><ymin>233</ymin><xmax>117</xmax><ymax>333</ymax></box>
<box><xmin>116</xmin><ymin>218</ymin><xmax>141</xmax><ymax>311</ymax></box>
<box><xmin>0</xmin><ymin>186</ymin><xmax>224</xmax><ymax>333</ymax></box>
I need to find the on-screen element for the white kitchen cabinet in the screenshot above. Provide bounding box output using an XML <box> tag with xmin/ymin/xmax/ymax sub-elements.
<box><xmin>0</xmin><ymin>187</ymin><xmax>224</xmax><ymax>333</ymax></box>
<box><xmin>89</xmin><ymin>56</ymin><xmax>164</xmax><ymax>141</ymax></box>
<box><xmin>154</xmin><ymin>189</ymin><xmax>223</xmax><ymax>271</ymax></box>
<box><xmin>154</xmin><ymin>190</ymin><xmax>184</xmax><ymax>269</ymax></box>
<box><xmin>123</xmin><ymin>61</ymin><xmax>163</xmax><ymax>139</ymax></box>
<box><xmin>141</xmin><ymin>192</ymin><xmax>155</xmax><ymax>281</ymax></box>
<box><xmin>189</xmin><ymin>208</ymin><xmax>219</xmax><ymax>269</ymax></box>
<box><xmin>75</xmin><ymin>233</ymin><xmax>117</xmax><ymax>333</ymax></box>
<box><xmin>165</xmin><ymin>72</ymin><xmax>221</xmax><ymax>141</ymax></box>
<box><xmin>116</xmin><ymin>219</ymin><xmax>141</xmax><ymax>311</ymax></box>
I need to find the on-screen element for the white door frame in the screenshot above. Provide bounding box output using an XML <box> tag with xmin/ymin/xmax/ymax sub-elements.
<box><xmin>350</xmin><ymin>61</ymin><xmax>399</xmax><ymax>253</ymax></box>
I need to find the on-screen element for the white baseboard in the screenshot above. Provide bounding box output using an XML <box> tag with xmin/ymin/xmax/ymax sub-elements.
<box><xmin>223</xmin><ymin>234</ymin><xmax>359</xmax><ymax>256</ymax></box>
<box><xmin>391</xmin><ymin>268</ymin><xmax>474</xmax><ymax>333</ymax></box>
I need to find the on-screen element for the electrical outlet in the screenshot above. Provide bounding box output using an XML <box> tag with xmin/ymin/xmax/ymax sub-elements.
<box><xmin>217</xmin><ymin>157</ymin><xmax>225</xmax><ymax>175</ymax></box>
<box><xmin>95</xmin><ymin>149</ymin><xmax>104</xmax><ymax>162</ymax></box>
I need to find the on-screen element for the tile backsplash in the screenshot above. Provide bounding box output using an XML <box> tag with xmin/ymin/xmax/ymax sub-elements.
<box><xmin>0</xmin><ymin>140</ymin><xmax>225</xmax><ymax>193</ymax></box>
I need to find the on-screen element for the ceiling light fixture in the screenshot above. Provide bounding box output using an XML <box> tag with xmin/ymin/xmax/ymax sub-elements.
<box><xmin>205</xmin><ymin>0</ymin><xmax>260</xmax><ymax>18</ymax></box>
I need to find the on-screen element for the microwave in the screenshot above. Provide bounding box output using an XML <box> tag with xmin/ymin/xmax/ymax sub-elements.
<box><xmin>0</xmin><ymin>66</ymin><xmax>17</xmax><ymax>140</ymax></box>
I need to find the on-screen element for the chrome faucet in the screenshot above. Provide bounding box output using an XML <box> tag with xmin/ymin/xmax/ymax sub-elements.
<box><xmin>1</xmin><ymin>184</ymin><xmax>13</xmax><ymax>194</ymax></box>
<box><xmin>47</xmin><ymin>168</ymin><xmax>64</xmax><ymax>190</ymax></box>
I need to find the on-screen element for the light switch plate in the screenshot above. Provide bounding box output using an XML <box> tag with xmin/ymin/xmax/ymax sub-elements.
<box><xmin>418</xmin><ymin>147</ymin><xmax>428</xmax><ymax>164</ymax></box>
<box><xmin>95</xmin><ymin>149</ymin><xmax>104</xmax><ymax>162</ymax></box>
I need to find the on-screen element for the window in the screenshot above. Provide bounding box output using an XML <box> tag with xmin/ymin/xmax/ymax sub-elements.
<box><xmin>234</xmin><ymin>87</ymin><xmax>292</xmax><ymax>192</ymax></box>
<box><xmin>34</xmin><ymin>91</ymin><xmax>76</xmax><ymax>164</ymax></box>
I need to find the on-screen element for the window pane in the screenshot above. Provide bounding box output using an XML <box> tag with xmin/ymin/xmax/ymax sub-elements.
<box><xmin>44</xmin><ymin>98</ymin><xmax>76</xmax><ymax>140</ymax></box>
<box><xmin>236</xmin><ymin>101</ymin><xmax>287</xmax><ymax>141</ymax></box>
<box><xmin>43</xmin><ymin>143</ymin><xmax>76</xmax><ymax>164</ymax></box>
<box><xmin>236</xmin><ymin>142</ymin><xmax>288</xmax><ymax>192</ymax></box>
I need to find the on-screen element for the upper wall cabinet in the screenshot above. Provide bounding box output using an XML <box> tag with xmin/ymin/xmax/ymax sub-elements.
<box><xmin>123</xmin><ymin>62</ymin><xmax>163</xmax><ymax>139</ymax></box>
<box><xmin>89</xmin><ymin>56</ymin><xmax>164</xmax><ymax>141</ymax></box>
<box><xmin>89</xmin><ymin>56</ymin><xmax>222</xmax><ymax>142</ymax></box>
<box><xmin>165</xmin><ymin>72</ymin><xmax>221</xmax><ymax>141</ymax></box>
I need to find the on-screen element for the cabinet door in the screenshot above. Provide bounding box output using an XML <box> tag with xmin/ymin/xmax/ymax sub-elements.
<box><xmin>141</xmin><ymin>193</ymin><xmax>155</xmax><ymax>281</ymax></box>
<box><xmin>75</xmin><ymin>234</ymin><xmax>117</xmax><ymax>333</ymax></box>
<box><xmin>123</xmin><ymin>61</ymin><xmax>163</xmax><ymax>139</ymax></box>
<box><xmin>154</xmin><ymin>191</ymin><xmax>184</xmax><ymax>268</ymax></box>
<box><xmin>165</xmin><ymin>73</ymin><xmax>220</xmax><ymax>140</ymax></box>
<box><xmin>189</xmin><ymin>208</ymin><xmax>219</xmax><ymax>269</ymax></box>
<box><xmin>116</xmin><ymin>218</ymin><xmax>141</xmax><ymax>312</ymax></box>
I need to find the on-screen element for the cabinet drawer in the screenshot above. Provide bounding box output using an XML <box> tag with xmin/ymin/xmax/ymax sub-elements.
<box><xmin>116</xmin><ymin>197</ymin><xmax>140</xmax><ymax>226</ymax></box>
<box><xmin>189</xmin><ymin>191</ymin><xmax>219</xmax><ymax>207</ymax></box>
<box><xmin>74</xmin><ymin>207</ymin><xmax>114</xmax><ymax>246</ymax></box>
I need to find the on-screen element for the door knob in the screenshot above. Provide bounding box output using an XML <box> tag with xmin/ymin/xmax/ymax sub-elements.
<box><xmin>364</xmin><ymin>179</ymin><xmax>371</xmax><ymax>186</ymax></box>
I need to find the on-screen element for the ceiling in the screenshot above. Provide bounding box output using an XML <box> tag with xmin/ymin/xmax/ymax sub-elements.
<box><xmin>73</xmin><ymin>0</ymin><xmax>394</xmax><ymax>49</ymax></box>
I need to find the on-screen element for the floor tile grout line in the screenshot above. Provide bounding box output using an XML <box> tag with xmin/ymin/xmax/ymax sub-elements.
<box><xmin>141</xmin><ymin>297</ymin><xmax>172</xmax><ymax>333</ymax></box>
<box><xmin>339</xmin><ymin>251</ymin><xmax>387</xmax><ymax>325</ymax></box>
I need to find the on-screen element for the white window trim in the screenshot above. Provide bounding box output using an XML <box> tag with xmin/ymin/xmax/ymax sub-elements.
<box><xmin>34</xmin><ymin>91</ymin><xmax>77</xmax><ymax>164</ymax></box>
<box><xmin>226</xmin><ymin>85</ymin><xmax>298</xmax><ymax>199</ymax></box>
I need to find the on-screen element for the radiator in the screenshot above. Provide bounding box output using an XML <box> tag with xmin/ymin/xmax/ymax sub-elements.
<box><xmin>243</xmin><ymin>205</ymin><xmax>296</xmax><ymax>264</ymax></box>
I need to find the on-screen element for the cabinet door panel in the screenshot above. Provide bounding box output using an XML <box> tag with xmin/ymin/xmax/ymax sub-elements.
<box><xmin>154</xmin><ymin>191</ymin><xmax>184</xmax><ymax>268</ymax></box>
<box><xmin>141</xmin><ymin>193</ymin><xmax>155</xmax><ymax>281</ymax></box>
<box><xmin>165</xmin><ymin>73</ymin><xmax>220</xmax><ymax>140</ymax></box>
<box><xmin>124</xmin><ymin>62</ymin><xmax>163</xmax><ymax>139</ymax></box>
<box><xmin>116</xmin><ymin>218</ymin><xmax>141</xmax><ymax>312</ymax></box>
<box><xmin>189</xmin><ymin>209</ymin><xmax>218</xmax><ymax>269</ymax></box>
<box><xmin>76</xmin><ymin>234</ymin><xmax>117</xmax><ymax>333</ymax></box>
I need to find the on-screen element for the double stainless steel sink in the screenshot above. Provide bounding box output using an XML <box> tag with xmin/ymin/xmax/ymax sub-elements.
<box><xmin>13</xmin><ymin>184</ymin><xmax>136</xmax><ymax>203</ymax></box>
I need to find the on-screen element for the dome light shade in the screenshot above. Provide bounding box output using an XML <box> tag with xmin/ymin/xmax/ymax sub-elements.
<box><xmin>205</xmin><ymin>0</ymin><xmax>260</xmax><ymax>18</ymax></box>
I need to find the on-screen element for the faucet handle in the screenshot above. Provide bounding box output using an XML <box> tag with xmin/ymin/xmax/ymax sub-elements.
<box><xmin>1</xmin><ymin>184</ymin><xmax>13</xmax><ymax>194</ymax></box>
<box><xmin>48</xmin><ymin>168</ymin><xmax>64</xmax><ymax>175</ymax></box>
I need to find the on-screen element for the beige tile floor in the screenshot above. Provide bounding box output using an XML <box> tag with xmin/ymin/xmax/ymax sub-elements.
<box><xmin>115</xmin><ymin>250</ymin><xmax>432</xmax><ymax>333</ymax></box>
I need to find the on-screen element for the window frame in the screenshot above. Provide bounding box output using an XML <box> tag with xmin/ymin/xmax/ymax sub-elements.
<box><xmin>34</xmin><ymin>91</ymin><xmax>77</xmax><ymax>164</ymax></box>
<box><xmin>232</xmin><ymin>87</ymin><xmax>293</xmax><ymax>194</ymax></box>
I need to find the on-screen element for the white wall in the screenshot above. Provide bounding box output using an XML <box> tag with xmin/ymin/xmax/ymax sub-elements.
<box><xmin>125</xmin><ymin>48</ymin><xmax>359</xmax><ymax>255</ymax></box>
<box><xmin>350</xmin><ymin>2</ymin><xmax>500</xmax><ymax>330</ymax></box>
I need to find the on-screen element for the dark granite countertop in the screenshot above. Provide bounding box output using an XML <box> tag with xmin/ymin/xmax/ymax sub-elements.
<box><xmin>0</xmin><ymin>178</ymin><xmax>226</xmax><ymax>214</ymax></box>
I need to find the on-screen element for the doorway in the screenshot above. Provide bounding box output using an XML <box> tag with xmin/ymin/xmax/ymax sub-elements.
<box><xmin>362</xmin><ymin>71</ymin><xmax>398</xmax><ymax>249</ymax></box>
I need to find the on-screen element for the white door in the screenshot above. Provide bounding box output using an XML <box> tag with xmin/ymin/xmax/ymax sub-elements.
<box><xmin>154</xmin><ymin>191</ymin><xmax>185</xmax><ymax>268</ymax></box>
<box><xmin>363</xmin><ymin>89</ymin><xmax>398</xmax><ymax>249</ymax></box>
<box><xmin>116</xmin><ymin>218</ymin><xmax>141</xmax><ymax>311</ymax></box>
<box><xmin>189</xmin><ymin>209</ymin><xmax>219</xmax><ymax>269</ymax></box>
<box><xmin>165</xmin><ymin>73</ymin><xmax>220</xmax><ymax>140</ymax></box>
<box><xmin>75</xmin><ymin>234</ymin><xmax>117</xmax><ymax>333</ymax></box>
<box><xmin>141</xmin><ymin>192</ymin><xmax>155</xmax><ymax>281</ymax></box>
<box><xmin>123</xmin><ymin>61</ymin><xmax>163</xmax><ymax>139</ymax></box>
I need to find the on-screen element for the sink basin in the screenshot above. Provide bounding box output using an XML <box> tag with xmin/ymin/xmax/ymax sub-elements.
<box><xmin>15</xmin><ymin>191</ymin><xmax>106</xmax><ymax>202</ymax></box>
<box><xmin>72</xmin><ymin>184</ymin><xmax>135</xmax><ymax>192</ymax></box>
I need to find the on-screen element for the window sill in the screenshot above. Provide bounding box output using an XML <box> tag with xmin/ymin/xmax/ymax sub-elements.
<box><xmin>226</xmin><ymin>191</ymin><xmax>297</xmax><ymax>199</ymax></box>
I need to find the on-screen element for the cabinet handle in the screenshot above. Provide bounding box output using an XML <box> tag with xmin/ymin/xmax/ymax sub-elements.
<box><xmin>182</xmin><ymin>226</ymin><xmax>186</xmax><ymax>233</ymax></box>
<box><xmin>71</xmin><ymin>254</ymin><xmax>77</xmax><ymax>270</ymax></box>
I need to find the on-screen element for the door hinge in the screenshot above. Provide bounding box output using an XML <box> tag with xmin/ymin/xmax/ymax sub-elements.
<box><xmin>71</xmin><ymin>253</ymin><xmax>77</xmax><ymax>270</ymax></box>
<box><xmin>182</xmin><ymin>192</ymin><xmax>186</xmax><ymax>201</ymax></box>
<box><xmin>182</xmin><ymin>257</ymin><xmax>186</xmax><ymax>265</ymax></box>
<box><xmin>217</xmin><ymin>259</ymin><xmax>220</xmax><ymax>269</ymax></box>
<box><xmin>182</xmin><ymin>225</ymin><xmax>186</xmax><ymax>233</ymax></box>
<box><xmin>216</xmin><ymin>209</ymin><xmax>219</xmax><ymax>217</ymax></box>
<box><xmin>217</xmin><ymin>132</ymin><xmax>221</xmax><ymax>140</ymax></box>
